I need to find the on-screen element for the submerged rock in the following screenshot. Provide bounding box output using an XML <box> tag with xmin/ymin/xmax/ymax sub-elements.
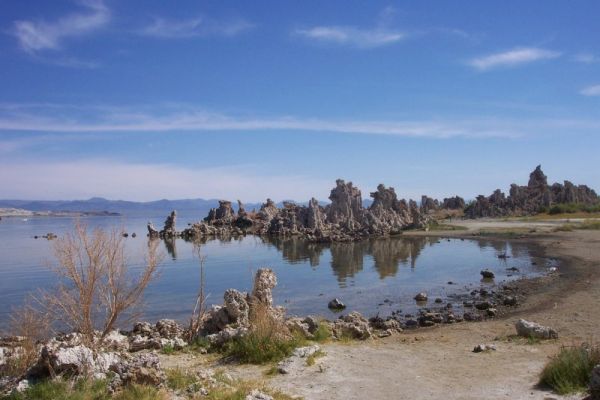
<box><xmin>414</xmin><ymin>292</ymin><xmax>428</xmax><ymax>302</ymax></box>
<box><xmin>480</xmin><ymin>270</ymin><xmax>495</xmax><ymax>279</ymax></box>
<box><xmin>328</xmin><ymin>298</ymin><xmax>346</xmax><ymax>310</ymax></box>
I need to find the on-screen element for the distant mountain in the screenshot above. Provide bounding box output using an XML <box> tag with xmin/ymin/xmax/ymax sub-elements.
<box><xmin>0</xmin><ymin>198</ymin><xmax>221</xmax><ymax>218</ymax></box>
<box><xmin>0</xmin><ymin>198</ymin><xmax>333</xmax><ymax>219</ymax></box>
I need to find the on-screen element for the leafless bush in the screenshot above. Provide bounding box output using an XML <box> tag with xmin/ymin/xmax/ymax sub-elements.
<box><xmin>37</xmin><ymin>223</ymin><xmax>161</xmax><ymax>344</ymax></box>
<box><xmin>1</xmin><ymin>302</ymin><xmax>51</xmax><ymax>377</ymax></box>
<box><xmin>187</xmin><ymin>244</ymin><xmax>208</xmax><ymax>342</ymax></box>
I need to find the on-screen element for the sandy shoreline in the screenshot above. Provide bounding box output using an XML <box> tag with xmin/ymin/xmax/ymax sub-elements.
<box><xmin>192</xmin><ymin>220</ymin><xmax>600</xmax><ymax>399</ymax></box>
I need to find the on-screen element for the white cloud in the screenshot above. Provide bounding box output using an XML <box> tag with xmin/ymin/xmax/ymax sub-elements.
<box><xmin>139</xmin><ymin>16</ymin><xmax>253</xmax><ymax>38</ymax></box>
<box><xmin>295</xmin><ymin>7</ymin><xmax>406</xmax><ymax>48</ymax></box>
<box><xmin>580</xmin><ymin>84</ymin><xmax>600</xmax><ymax>96</ymax></box>
<box><xmin>2</xmin><ymin>104</ymin><xmax>600</xmax><ymax>140</ymax></box>
<box><xmin>468</xmin><ymin>47</ymin><xmax>561</xmax><ymax>71</ymax></box>
<box><xmin>0</xmin><ymin>104</ymin><xmax>519</xmax><ymax>138</ymax></box>
<box><xmin>573</xmin><ymin>53</ymin><xmax>600</xmax><ymax>64</ymax></box>
<box><xmin>0</xmin><ymin>160</ymin><xmax>332</xmax><ymax>202</ymax></box>
<box><xmin>12</xmin><ymin>0</ymin><xmax>109</xmax><ymax>54</ymax></box>
<box><xmin>295</xmin><ymin>26</ymin><xmax>404</xmax><ymax>48</ymax></box>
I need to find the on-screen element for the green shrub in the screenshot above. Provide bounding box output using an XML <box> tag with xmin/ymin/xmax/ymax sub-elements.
<box><xmin>547</xmin><ymin>203</ymin><xmax>600</xmax><ymax>215</ymax></box>
<box><xmin>2</xmin><ymin>379</ymin><xmax>166</xmax><ymax>400</ymax></box>
<box><xmin>161</xmin><ymin>343</ymin><xmax>175</xmax><ymax>355</ymax></box>
<box><xmin>224</xmin><ymin>331</ymin><xmax>301</xmax><ymax>364</ymax></box>
<box><xmin>311</xmin><ymin>323</ymin><xmax>331</xmax><ymax>342</ymax></box>
<box><xmin>165</xmin><ymin>368</ymin><xmax>197</xmax><ymax>391</ymax></box>
<box><xmin>4</xmin><ymin>379</ymin><xmax>110</xmax><ymax>400</ymax></box>
<box><xmin>539</xmin><ymin>344</ymin><xmax>600</xmax><ymax>394</ymax></box>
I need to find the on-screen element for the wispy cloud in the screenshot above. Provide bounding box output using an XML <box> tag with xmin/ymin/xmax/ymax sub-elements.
<box><xmin>468</xmin><ymin>47</ymin><xmax>561</xmax><ymax>71</ymax></box>
<box><xmin>12</xmin><ymin>0</ymin><xmax>109</xmax><ymax>54</ymax></box>
<box><xmin>580</xmin><ymin>84</ymin><xmax>600</xmax><ymax>96</ymax></box>
<box><xmin>0</xmin><ymin>103</ymin><xmax>598</xmax><ymax>140</ymax></box>
<box><xmin>573</xmin><ymin>53</ymin><xmax>600</xmax><ymax>64</ymax></box>
<box><xmin>139</xmin><ymin>16</ymin><xmax>253</xmax><ymax>38</ymax></box>
<box><xmin>295</xmin><ymin>26</ymin><xmax>405</xmax><ymax>48</ymax></box>
<box><xmin>295</xmin><ymin>7</ymin><xmax>406</xmax><ymax>48</ymax></box>
<box><xmin>0</xmin><ymin>104</ymin><xmax>524</xmax><ymax>139</ymax></box>
<box><xmin>0</xmin><ymin>159</ymin><xmax>331</xmax><ymax>202</ymax></box>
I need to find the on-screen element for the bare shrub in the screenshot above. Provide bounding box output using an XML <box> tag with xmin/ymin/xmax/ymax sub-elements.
<box><xmin>1</xmin><ymin>302</ymin><xmax>51</xmax><ymax>377</ymax></box>
<box><xmin>186</xmin><ymin>244</ymin><xmax>208</xmax><ymax>342</ymax></box>
<box><xmin>37</xmin><ymin>223</ymin><xmax>161</xmax><ymax>344</ymax></box>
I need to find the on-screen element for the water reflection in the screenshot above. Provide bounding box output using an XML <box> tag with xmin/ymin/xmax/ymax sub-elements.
<box><xmin>260</xmin><ymin>236</ymin><xmax>326</xmax><ymax>267</ymax></box>
<box><xmin>163</xmin><ymin>237</ymin><xmax>177</xmax><ymax>260</ymax></box>
<box><xmin>256</xmin><ymin>236</ymin><xmax>430</xmax><ymax>286</ymax></box>
<box><xmin>369</xmin><ymin>237</ymin><xmax>429</xmax><ymax>278</ymax></box>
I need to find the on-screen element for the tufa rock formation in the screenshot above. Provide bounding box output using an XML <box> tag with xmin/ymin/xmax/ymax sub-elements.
<box><xmin>466</xmin><ymin>165</ymin><xmax>599</xmax><ymax>218</ymax></box>
<box><xmin>181</xmin><ymin>179</ymin><xmax>430</xmax><ymax>242</ymax></box>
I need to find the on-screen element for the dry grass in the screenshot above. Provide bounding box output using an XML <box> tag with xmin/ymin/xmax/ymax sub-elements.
<box><xmin>34</xmin><ymin>223</ymin><xmax>161</xmax><ymax>345</ymax></box>
<box><xmin>187</xmin><ymin>244</ymin><xmax>208</xmax><ymax>343</ymax></box>
<box><xmin>1</xmin><ymin>303</ymin><xmax>52</xmax><ymax>377</ymax></box>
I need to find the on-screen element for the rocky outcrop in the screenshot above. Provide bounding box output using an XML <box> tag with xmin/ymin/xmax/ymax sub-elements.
<box><xmin>327</xmin><ymin>180</ymin><xmax>364</xmax><ymax>230</ymax></box>
<box><xmin>161</xmin><ymin>211</ymin><xmax>177</xmax><ymax>237</ymax></box>
<box><xmin>466</xmin><ymin>166</ymin><xmax>599</xmax><ymax>218</ymax></box>
<box><xmin>201</xmin><ymin>268</ymin><xmax>281</xmax><ymax>345</ymax></box>
<box><xmin>420</xmin><ymin>196</ymin><xmax>439</xmax><ymax>213</ymax></box>
<box><xmin>181</xmin><ymin>179</ymin><xmax>429</xmax><ymax>242</ymax></box>
<box><xmin>442</xmin><ymin>196</ymin><xmax>465</xmax><ymax>210</ymax></box>
<box><xmin>147</xmin><ymin>222</ymin><xmax>159</xmax><ymax>238</ymax></box>
<box><xmin>205</xmin><ymin>201</ymin><xmax>236</xmax><ymax>226</ymax></box>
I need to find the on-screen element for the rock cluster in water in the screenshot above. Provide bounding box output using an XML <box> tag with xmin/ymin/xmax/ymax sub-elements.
<box><xmin>178</xmin><ymin>179</ymin><xmax>434</xmax><ymax>242</ymax></box>
<box><xmin>465</xmin><ymin>165</ymin><xmax>599</xmax><ymax>218</ymax></box>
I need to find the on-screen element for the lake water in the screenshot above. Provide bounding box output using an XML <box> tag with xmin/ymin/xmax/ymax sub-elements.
<box><xmin>0</xmin><ymin>215</ymin><xmax>553</xmax><ymax>329</ymax></box>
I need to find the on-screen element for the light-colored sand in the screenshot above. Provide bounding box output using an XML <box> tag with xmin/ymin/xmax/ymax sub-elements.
<box><xmin>165</xmin><ymin>223</ymin><xmax>600</xmax><ymax>400</ymax></box>
<box><xmin>267</xmin><ymin>227</ymin><xmax>600</xmax><ymax>399</ymax></box>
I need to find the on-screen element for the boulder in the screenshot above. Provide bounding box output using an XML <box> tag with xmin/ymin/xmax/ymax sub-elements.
<box><xmin>129</xmin><ymin>335</ymin><xmax>161</xmax><ymax>352</ymax></box>
<box><xmin>206</xmin><ymin>327</ymin><xmax>248</xmax><ymax>346</ymax></box>
<box><xmin>328</xmin><ymin>298</ymin><xmax>346</xmax><ymax>310</ymax></box>
<box><xmin>480</xmin><ymin>270</ymin><xmax>495</xmax><ymax>279</ymax></box>
<box><xmin>110</xmin><ymin>352</ymin><xmax>165</xmax><ymax>387</ymax></box>
<box><xmin>515</xmin><ymin>319</ymin><xmax>558</xmax><ymax>340</ymax></box>
<box><xmin>155</xmin><ymin>319</ymin><xmax>184</xmax><ymax>339</ymax></box>
<box><xmin>101</xmin><ymin>330</ymin><xmax>129</xmax><ymax>352</ymax></box>
<box><xmin>473</xmin><ymin>344</ymin><xmax>496</xmax><ymax>353</ymax></box>
<box><xmin>414</xmin><ymin>292</ymin><xmax>428</xmax><ymax>302</ymax></box>
<box><xmin>333</xmin><ymin>312</ymin><xmax>371</xmax><ymax>340</ymax></box>
<box><xmin>41</xmin><ymin>344</ymin><xmax>95</xmax><ymax>376</ymax></box>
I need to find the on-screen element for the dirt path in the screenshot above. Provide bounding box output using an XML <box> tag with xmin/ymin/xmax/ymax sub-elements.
<box><xmin>261</xmin><ymin>228</ymin><xmax>600</xmax><ymax>399</ymax></box>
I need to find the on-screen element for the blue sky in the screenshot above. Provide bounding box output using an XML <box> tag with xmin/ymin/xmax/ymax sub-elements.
<box><xmin>0</xmin><ymin>1</ymin><xmax>599</xmax><ymax>202</ymax></box>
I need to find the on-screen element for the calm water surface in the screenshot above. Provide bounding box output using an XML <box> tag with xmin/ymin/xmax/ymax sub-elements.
<box><xmin>0</xmin><ymin>215</ymin><xmax>553</xmax><ymax>329</ymax></box>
